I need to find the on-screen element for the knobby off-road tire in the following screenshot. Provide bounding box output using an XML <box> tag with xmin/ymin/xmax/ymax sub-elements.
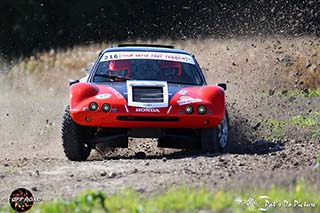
<box><xmin>201</xmin><ymin>111</ymin><xmax>230</xmax><ymax>154</ymax></box>
<box><xmin>61</xmin><ymin>106</ymin><xmax>92</xmax><ymax>161</ymax></box>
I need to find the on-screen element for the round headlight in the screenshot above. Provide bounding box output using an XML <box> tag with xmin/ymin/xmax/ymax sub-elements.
<box><xmin>185</xmin><ymin>106</ymin><xmax>193</xmax><ymax>114</ymax></box>
<box><xmin>197</xmin><ymin>105</ymin><xmax>207</xmax><ymax>114</ymax></box>
<box><xmin>89</xmin><ymin>102</ymin><xmax>98</xmax><ymax>111</ymax></box>
<box><xmin>102</xmin><ymin>103</ymin><xmax>111</xmax><ymax>112</ymax></box>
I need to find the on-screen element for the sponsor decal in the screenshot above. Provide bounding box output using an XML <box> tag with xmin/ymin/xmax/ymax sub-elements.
<box><xmin>177</xmin><ymin>96</ymin><xmax>202</xmax><ymax>105</ymax></box>
<box><xmin>95</xmin><ymin>94</ymin><xmax>112</xmax><ymax>99</ymax></box>
<box><xmin>178</xmin><ymin>89</ymin><xmax>188</xmax><ymax>95</ymax></box>
<box><xmin>179</xmin><ymin>95</ymin><xmax>191</xmax><ymax>100</ymax></box>
<box><xmin>136</xmin><ymin>108</ymin><xmax>160</xmax><ymax>113</ymax></box>
<box><xmin>124</xmin><ymin>105</ymin><xmax>129</xmax><ymax>113</ymax></box>
<box><xmin>142</xmin><ymin>103</ymin><xmax>153</xmax><ymax>107</ymax></box>
<box><xmin>100</xmin><ymin>51</ymin><xmax>195</xmax><ymax>64</ymax></box>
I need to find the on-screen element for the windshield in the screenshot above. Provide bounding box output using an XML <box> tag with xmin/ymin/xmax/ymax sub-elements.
<box><xmin>93</xmin><ymin>58</ymin><xmax>204</xmax><ymax>85</ymax></box>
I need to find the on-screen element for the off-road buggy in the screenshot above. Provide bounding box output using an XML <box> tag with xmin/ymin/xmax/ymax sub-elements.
<box><xmin>62</xmin><ymin>44</ymin><xmax>229</xmax><ymax>161</ymax></box>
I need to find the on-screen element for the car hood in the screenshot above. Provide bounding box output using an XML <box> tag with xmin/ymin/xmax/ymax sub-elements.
<box><xmin>92</xmin><ymin>81</ymin><xmax>200</xmax><ymax>102</ymax></box>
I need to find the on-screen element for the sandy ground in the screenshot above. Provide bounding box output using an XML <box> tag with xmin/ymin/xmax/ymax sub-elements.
<box><xmin>0</xmin><ymin>37</ymin><xmax>320</xmax><ymax>203</ymax></box>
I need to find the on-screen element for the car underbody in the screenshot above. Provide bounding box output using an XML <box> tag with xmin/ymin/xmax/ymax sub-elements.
<box><xmin>84</xmin><ymin>126</ymin><xmax>201</xmax><ymax>149</ymax></box>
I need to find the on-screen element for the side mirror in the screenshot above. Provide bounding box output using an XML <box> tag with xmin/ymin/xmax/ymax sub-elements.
<box><xmin>85</xmin><ymin>63</ymin><xmax>94</xmax><ymax>75</ymax></box>
<box><xmin>69</xmin><ymin>79</ymin><xmax>79</xmax><ymax>86</ymax></box>
<box><xmin>217</xmin><ymin>83</ymin><xmax>227</xmax><ymax>91</ymax></box>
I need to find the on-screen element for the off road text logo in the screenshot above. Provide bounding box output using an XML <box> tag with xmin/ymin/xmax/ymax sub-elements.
<box><xmin>9</xmin><ymin>188</ymin><xmax>41</xmax><ymax>212</ymax></box>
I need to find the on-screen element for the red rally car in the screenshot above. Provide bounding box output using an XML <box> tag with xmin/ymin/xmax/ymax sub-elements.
<box><xmin>62</xmin><ymin>44</ymin><xmax>229</xmax><ymax>161</ymax></box>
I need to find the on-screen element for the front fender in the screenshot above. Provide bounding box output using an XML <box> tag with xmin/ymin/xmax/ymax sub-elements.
<box><xmin>170</xmin><ymin>85</ymin><xmax>226</xmax><ymax>122</ymax></box>
<box><xmin>70</xmin><ymin>83</ymin><xmax>99</xmax><ymax>109</ymax></box>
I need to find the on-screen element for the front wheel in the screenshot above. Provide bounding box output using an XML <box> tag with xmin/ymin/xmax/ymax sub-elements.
<box><xmin>200</xmin><ymin>112</ymin><xmax>230</xmax><ymax>153</ymax></box>
<box><xmin>61</xmin><ymin>106</ymin><xmax>92</xmax><ymax>161</ymax></box>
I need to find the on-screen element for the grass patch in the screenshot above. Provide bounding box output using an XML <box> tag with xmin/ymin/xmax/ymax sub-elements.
<box><xmin>316</xmin><ymin>152</ymin><xmax>320</xmax><ymax>171</ymax></box>
<box><xmin>265</xmin><ymin>119</ymin><xmax>286</xmax><ymax>140</ymax></box>
<box><xmin>279</xmin><ymin>88</ymin><xmax>320</xmax><ymax>98</ymax></box>
<box><xmin>1</xmin><ymin>182</ymin><xmax>319</xmax><ymax>212</ymax></box>
<box><xmin>289</xmin><ymin>115</ymin><xmax>319</xmax><ymax>127</ymax></box>
<box><xmin>0</xmin><ymin>165</ymin><xmax>17</xmax><ymax>174</ymax></box>
<box><xmin>307</xmin><ymin>88</ymin><xmax>320</xmax><ymax>97</ymax></box>
<box><xmin>261</xmin><ymin>87</ymin><xmax>320</xmax><ymax>99</ymax></box>
<box><xmin>265</xmin><ymin>113</ymin><xmax>320</xmax><ymax>140</ymax></box>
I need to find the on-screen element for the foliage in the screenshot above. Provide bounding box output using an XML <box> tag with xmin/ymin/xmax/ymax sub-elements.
<box><xmin>1</xmin><ymin>182</ymin><xmax>319</xmax><ymax>212</ymax></box>
<box><xmin>1</xmin><ymin>1</ymin><xmax>320</xmax><ymax>57</ymax></box>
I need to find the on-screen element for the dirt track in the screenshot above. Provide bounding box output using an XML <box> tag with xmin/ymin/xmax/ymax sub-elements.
<box><xmin>0</xmin><ymin>37</ymin><xmax>320</xmax><ymax>202</ymax></box>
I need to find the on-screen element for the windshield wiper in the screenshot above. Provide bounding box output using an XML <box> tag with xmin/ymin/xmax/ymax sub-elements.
<box><xmin>166</xmin><ymin>80</ymin><xmax>199</xmax><ymax>85</ymax></box>
<box><xmin>94</xmin><ymin>74</ymin><xmax>131</xmax><ymax>81</ymax></box>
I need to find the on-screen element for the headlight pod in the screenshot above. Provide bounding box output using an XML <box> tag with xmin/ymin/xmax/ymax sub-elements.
<box><xmin>102</xmin><ymin>103</ymin><xmax>111</xmax><ymax>112</ymax></box>
<box><xmin>185</xmin><ymin>106</ymin><xmax>193</xmax><ymax>114</ymax></box>
<box><xmin>197</xmin><ymin>105</ymin><xmax>207</xmax><ymax>114</ymax></box>
<box><xmin>89</xmin><ymin>102</ymin><xmax>98</xmax><ymax>111</ymax></box>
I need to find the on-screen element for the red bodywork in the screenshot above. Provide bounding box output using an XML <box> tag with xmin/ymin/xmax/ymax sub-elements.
<box><xmin>70</xmin><ymin>83</ymin><xmax>225</xmax><ymax>129</ymax></box>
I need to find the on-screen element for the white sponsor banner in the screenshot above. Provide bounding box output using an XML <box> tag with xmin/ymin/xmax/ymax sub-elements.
<box><xmin>100</xmin><ymin>51</ymin><xmax>195</xmax><ymax>64</ymax></box>
<box><xmin>177</xmin><ymin>96</ymin><xmax>203</xmax><ymax>105</ymax></box>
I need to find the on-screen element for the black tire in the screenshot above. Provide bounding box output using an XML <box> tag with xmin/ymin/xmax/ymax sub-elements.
<box><xmin>201</xmin><ymin>111</ymin><xmax>230</xmax><ymax>153</ymax></box>
<box><xmin>61</xmin><ymin>106</ymin><xmax>92</xmax><ymax>161</ymax></box>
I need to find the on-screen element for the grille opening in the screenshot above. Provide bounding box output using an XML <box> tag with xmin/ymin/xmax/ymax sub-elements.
<box><xmin>117</xmin><ymin>116</ymin><xmax>179</xmax><ymax>122</ymax></box>
<box><xmin>132</xmin><ymin>86</ymin><xmax>164</xmax><ymax>103</ymax></box>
